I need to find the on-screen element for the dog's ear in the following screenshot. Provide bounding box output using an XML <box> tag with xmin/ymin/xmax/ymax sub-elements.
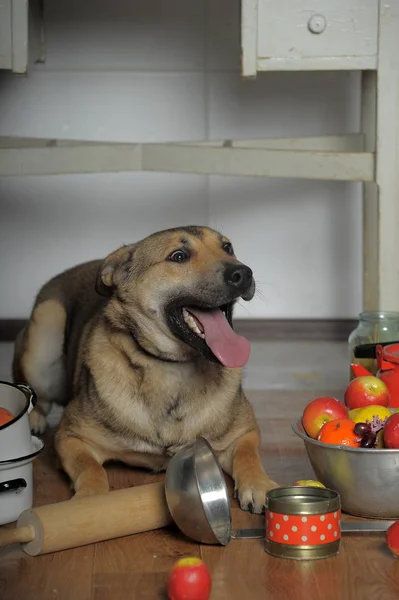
<box><xmin>95</xmin><ymin>244</ymin><xmax>136</xmax><ymax>297</ymax></box>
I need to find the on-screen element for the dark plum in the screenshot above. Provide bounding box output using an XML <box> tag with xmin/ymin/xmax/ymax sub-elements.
<box><xmin>360</xmin><ymin>430</ymin><xmax>377</xmax><ymax>448</ymax></box>
<box><xmin>354</xmin><ymin>422</ymin><xmax>372</xmax><ymax>436</ymax></box>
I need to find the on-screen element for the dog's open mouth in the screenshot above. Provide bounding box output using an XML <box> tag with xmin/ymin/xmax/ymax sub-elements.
<box><xmin>167</xmin><ymin>302</ymin><xmax>251</xmax><ymax>368</ymax></box>
<box><xmin>182</xmin><ymin>308</ymin><xmax>206</xmax><ymax>339</ymax></box>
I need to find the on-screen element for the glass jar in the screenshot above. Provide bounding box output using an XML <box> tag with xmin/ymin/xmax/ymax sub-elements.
<box><xmin>348</xmin><ymin>311</ymin><xmax>399</xmax><ymax>380</ymax></box>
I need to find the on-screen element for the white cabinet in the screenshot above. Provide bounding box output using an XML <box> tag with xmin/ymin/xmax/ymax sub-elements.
<box><xmin>240</xmin><ymin>0</ymin><xmax>399</xmax><ymax>315</ymax></box>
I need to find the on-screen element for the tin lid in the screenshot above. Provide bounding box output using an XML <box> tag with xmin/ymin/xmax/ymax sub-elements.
<box><xmin>266</xmin><ymin>486</ymin><xmax>340</xmax><ymax>516</ymax></box>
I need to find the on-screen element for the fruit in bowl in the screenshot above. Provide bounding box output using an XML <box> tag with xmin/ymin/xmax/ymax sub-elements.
<box><xmin>300</xmin><ymin>372</ymin><xmax>399</xmax><ymax>451</ymax></box>
<box><xmin>292</xmin><ymin>416</ymin><xmax>399</xmax><ymax>518</ymax></box>
<box><xmin>301</xmin><ymin>396</ymin><xmax>349</xmax><ymax>439</ymax></box>
<box><xmin>318</xmin><ymin>418</ymin><xmax>362</xmax><ymax>447</ymax></box>
<box><xmin>295</xmin><ymin>378</ymin><xmax>399</xmax><ymax>517</ymax></box>
<box><xmin>302</xmin><ymin>394</ymin><xmax>395</xmax><ymax>449</ymax></box>
<box><xmin>351</xmin><ymin>405</ymin><xmax>393</xmax><ymax>448</ymax></box>
<box><xmin>349</xmin><ymin>405</ymin><xmax>392</xmax><ymax>425</ymax></box>
<box><xmin>344</xmin><ymin>376</ymin><xmax>390</xmax><ymax>409</ymax></box>
<box><xmin>383</xmin><ymin>413</ymin><xmax>399</xmax><ymax>449</ymax></box>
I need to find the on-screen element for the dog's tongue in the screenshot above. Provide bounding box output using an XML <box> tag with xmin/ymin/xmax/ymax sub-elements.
<box><xmin>188</xmin><ymin>308</ymin><xmax>251</xmax><ymax>368</ymax></box>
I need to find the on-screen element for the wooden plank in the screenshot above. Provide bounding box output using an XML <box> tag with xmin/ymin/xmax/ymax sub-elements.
<box><xmin>0</xmin><ymin>133</ymin><xmax>365</xmax><ymax>152</ymax></box>
<box><xmin>174</xmin><ymin>134</ymin><xmax>365</xmax><ymax>152</ymax></box>
<box><xmin>361</xmin><ymin>70</ymin><xmax>379</xmax><ymax>311</ymax></box>
<box><xmin>93</xmin><ymin>530</ymin><xmax>200</xmax><ymax>599</ymax></box>
<box><xmin>201</xmin><ymin>534</ymin><xmax>399</xmax><ymax>600</ymax></box>
<box><xmin>0</xmin><ymin>545</ymin><xmax>95</xmax><ymax>600</ymax></box>
<box><xmin>93</xmin><ymin>530</ymin><xmax>200</xmax><ymax>576</ymax></box>
<box><xmin>375</xmin><ymin>1</ymin><xmax>399</xmax><ymax>310</ymax></box>
<box><xmin>143</xmin><ymin>145</ymin><xmax>374</xmax><ymax>182</ymax></box>
<box><xmin>0</xmin><ymin>144</ymin><xmax>142</xmax><ymax>176</ymax></box>
<box><xmin>241</xmin><ymin>0</ymin><xmax>258</xmax><ymax>77</ymax></box>
<box><xmin>93</xmin><ymin>573</ymin><xmax>168</xmax><ymax>600</ymax></box>
<box><xmin>0</xmin><ymin>141</ymin><xmax>373</xmax><ymax>181</ymax></box>
<box><xmin>0</xmin><ymin>136</ymin><xmax>124</xmax><ymax>148</ymax></box>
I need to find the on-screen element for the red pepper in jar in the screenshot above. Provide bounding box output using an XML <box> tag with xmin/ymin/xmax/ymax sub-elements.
<box><xmin>350</xmin><ymin>363</ymin><xmax>374</xmax><ymax>378</ymax></box>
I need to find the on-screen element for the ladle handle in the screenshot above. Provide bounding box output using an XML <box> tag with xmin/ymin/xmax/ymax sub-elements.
<box><xmin>231</xmin><ymin>528</ymin><xmax>264</xmax><ymax>539</ymax></box>
<box><xmin>231</xmin><ymin>521</ymin><xmax>395</xmax><ymax>540</ymax></box>
<box><xmin>340</xmin><ymin>520</ymin><xmax>394</xmax><ymax>533</ymax></box>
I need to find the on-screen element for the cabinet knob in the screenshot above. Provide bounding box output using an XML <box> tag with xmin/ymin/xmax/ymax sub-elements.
<box><xmin>308</xmin><ymin>14</ymin><xmax>327</xmax><ymax>34</ymax></box>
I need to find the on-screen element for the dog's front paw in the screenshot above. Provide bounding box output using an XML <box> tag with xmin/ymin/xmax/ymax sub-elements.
<box><xmin>29</xmin><ymin>408</ymin><xmax>47</xmax><ymax>435</ymax></box>
<box><xmin>234</xmin><ymin>476</ymin><xmax>279</xmax><ymax>514</ymax></box>
<box><xmin>72</xmin><ymin>471</ymin><xmax>110</xmax><ymax>500</ymax></box>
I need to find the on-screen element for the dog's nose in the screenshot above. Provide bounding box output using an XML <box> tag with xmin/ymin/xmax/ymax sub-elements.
<box><xmin>224</xmin><ymin>264</ymin><xmax>253</xmax><ymax>291</ymax></box>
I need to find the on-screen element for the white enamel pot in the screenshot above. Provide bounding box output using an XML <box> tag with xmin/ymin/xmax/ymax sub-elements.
<box><xmin>0</xmin><ymin>436</ymin><xmax>44</xmax><ymax>525</ymax></box>
<box><xmin>0</xmin><ymin>381</ymin><xmax>37</xmax><ymax>462</ymax></box>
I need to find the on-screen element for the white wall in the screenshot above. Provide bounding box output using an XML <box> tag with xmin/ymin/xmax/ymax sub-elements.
<box><xmin>0</xmin><ymin>0</ymin><xmax>363</xmax><ymax>320</ymax></box>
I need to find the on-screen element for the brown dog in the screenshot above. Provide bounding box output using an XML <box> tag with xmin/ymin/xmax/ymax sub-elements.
<box><xmin>12</xmin><ymin>226</ymin><xmax>278</xmax><ymax>513</ymax></box>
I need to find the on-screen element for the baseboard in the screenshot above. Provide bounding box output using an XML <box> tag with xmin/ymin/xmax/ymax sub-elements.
<box><xmin>0</xmin><ymin>320</ymin><xmax>26</xmax><ymax>342</ymax></box>
<box><xmin>0</xmin><ymin>318</ymin><xmax>356</xmax><ymax>343</ymax></box>
<box><xmin>234</xmin><ymin>319</ymin><xmax>356</xmax><ymax>341</ymax></box>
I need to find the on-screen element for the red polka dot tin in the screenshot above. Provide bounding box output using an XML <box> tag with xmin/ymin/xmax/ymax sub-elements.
<box><xmin>265</xmin><ymin>486</ymin><xmax>341</xmax><ymax>560</ymax></box>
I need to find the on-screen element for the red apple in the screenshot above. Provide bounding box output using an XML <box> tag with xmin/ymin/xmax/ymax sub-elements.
<box><xmin>302</xmin><ymin>397</ymin><xmax>349</xmax><ymax>439</ymax></box>
<box><xmin>383</xmin><ymin>413</ymin><xmax>399</xmax><ymax>449</ymax></box>
<box><xmin>168</xmin><ymin>557</ymin><xmax>211</xmax><ymax>600</ymax></box>
<box><xmin>344</xmin><ymin>376</ymin><xmax>390</xmax><ymax>410</ymax></box>
<box><xmin>386</xmin><ymin>521</ymin><xmax>399</xmax><ymax>558</ymax></box>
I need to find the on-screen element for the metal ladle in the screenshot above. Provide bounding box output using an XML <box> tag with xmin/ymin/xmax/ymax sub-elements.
<box><xmin>165</xmin><ymin>437</ymin><xmax>394</xmax><ymax>545</ymax></box>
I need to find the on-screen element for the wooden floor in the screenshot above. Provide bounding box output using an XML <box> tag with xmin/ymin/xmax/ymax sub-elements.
<box><xmin>1</xmin><ymin>390</ymin><xmax>399</xmax><ymax>600</ymax></box>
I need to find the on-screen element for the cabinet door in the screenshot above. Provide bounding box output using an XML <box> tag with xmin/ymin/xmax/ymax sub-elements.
<box><xmin>242</xmin><ymin>0</ymin><xmax>379</xmax><ymax>74</ymax></box>
<box><xmin>257</xmin><ymin>0</ymin><xmax>378</xmax><ymax>60</ymax></box>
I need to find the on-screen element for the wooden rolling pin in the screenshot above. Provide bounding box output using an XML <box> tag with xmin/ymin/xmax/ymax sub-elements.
<box><xmin>0</xmin><ymin>481</ymin><xmax>173</xmax><ymax>556</ymax></box>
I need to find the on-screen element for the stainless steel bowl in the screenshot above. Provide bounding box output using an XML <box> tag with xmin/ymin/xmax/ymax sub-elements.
<box><xmin>165</xmin><ymin>437</ymin><xmax>232</xmax><ymax>545</ymax></box>
<box><xmin>292</xmin><ymin>418</ymin><xmax>399</xmax><ymax>519</ymax></box>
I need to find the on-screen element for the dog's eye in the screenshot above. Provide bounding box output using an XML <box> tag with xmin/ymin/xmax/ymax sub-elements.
<box><xmin>168</xmin><ymin>249</ymin><xmax>189</xmax><ymax>263</ymax></box>
<box><xmin>222</xmin><ymin>242</ymin><xmax>234</xmax><ymax>255</ymax></box>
